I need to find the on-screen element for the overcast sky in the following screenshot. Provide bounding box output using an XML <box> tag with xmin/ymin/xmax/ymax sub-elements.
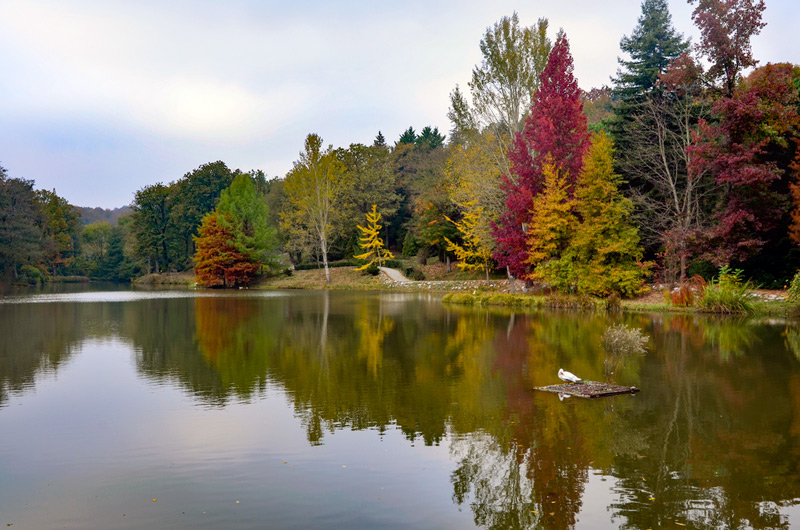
<box><xmin>1</xmin><ymin>0</ymin><xmax>798</xmax><ymax>208</ymax></box>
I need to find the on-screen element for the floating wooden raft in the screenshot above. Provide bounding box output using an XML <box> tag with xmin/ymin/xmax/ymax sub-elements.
<box><xmin>534</xmin><ymin>381</ymin><xmax>640</xmax><ymax>399</ymax></box>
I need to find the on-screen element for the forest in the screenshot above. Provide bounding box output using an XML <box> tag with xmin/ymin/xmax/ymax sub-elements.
<box><xmin>2</xmin><ymin>0</ymin><xmax>799</xmax><ymax>292</ymax></box>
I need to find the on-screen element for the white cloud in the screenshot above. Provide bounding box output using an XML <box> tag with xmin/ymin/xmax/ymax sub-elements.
<box><xmin>0</xmin><ymin>0</ymin><xmax>798</xmax><ymax>207</ymax></box>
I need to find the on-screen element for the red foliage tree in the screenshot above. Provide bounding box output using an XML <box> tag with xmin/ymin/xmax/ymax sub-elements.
<box><xmin>494</xmin><ymin>33</ymin><xmax>590</xmax><ymax>278</ymax></box>
<box><xmin>193</xmin><ymin>211</ymin><xmax>259</xmax><ymax>287</ymax></box>
<box><xmin>688</xmin><ymin>63</ymin><xmax>800</xmax><ymax>264</ymax></box>
<box><xmin>688</xmin><ymin>0</ymin><xmax>766</xmax><ymax>96</ymax></box>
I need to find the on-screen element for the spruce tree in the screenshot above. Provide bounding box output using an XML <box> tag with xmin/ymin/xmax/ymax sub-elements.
<box><xmin>610</xmin><ymin>0</ymin><xmax>689</xmax><ymax>150</ymax></box>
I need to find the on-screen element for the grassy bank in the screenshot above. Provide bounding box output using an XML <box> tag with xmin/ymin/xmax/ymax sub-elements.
<box><xmin>255</xmin><ymin>267</ymin><xmax>387</xmax><ymax>290</ymax></box>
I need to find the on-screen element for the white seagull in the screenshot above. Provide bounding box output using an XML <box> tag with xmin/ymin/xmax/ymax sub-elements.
<box><xmin>558</xmin><ymin>368</ymin><xmax>582</xmax><ymax>383</ymax></box>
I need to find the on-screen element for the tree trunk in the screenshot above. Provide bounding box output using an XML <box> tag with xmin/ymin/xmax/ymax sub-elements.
<box><xmin>320</xmin><ymin>231</ymin><xmax>331</xmax><ymax>283</ymax></box>
<box><xmin>507</xmin><ymin>267</ymin><xmax>516</xmax><ymax>294</ymax></box>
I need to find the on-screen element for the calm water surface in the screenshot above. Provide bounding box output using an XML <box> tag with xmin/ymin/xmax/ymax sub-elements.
<box><xmin>2</xmin><ymin>287</ymin><xmax>800</xmax><ymax>529</ymax></box>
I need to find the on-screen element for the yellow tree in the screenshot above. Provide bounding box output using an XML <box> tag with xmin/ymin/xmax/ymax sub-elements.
<box><xmin>354</xmin><ymin>204</ymin><xmax>394</xmax><ymax>270</ymax></box>
<box><xmin>282</xmin><ymin>133</ymin><xmax>347</xmax><ymax>283</ymax></box>
<box><xmin>526</xmin><ymin>159</ymin><xmax>576</xmax><ymax>289</ymax></box>
<box><xmin>444</xmin><ymin>201</ymin><xmax>494</xmax><ymax>280</ymax></box>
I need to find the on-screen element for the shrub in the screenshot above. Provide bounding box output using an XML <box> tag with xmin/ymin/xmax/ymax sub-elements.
<box><xmin>363</xmin><ymin>262</ymin><xmax>380</xmax><ymax>276</ymax></box>
<box><xmin>696</xmin><ymin>266</ymin><xmax>755</xmax><ymax>314</ymax></box>
<box><xmin>605</xmin><ymin>292</ymin><xmax>621</xmax><ymax>311</ymax></box>
<box><xmin>602</xmin><ymin>324</ymin><xmax>649</xmax><ymax>356</ymax></box>
<box><xmin>544</xmin><ymin>293</ymin><xmax>596</xmax><ymax>309</ymax></box>
<box><xmin>670</xmin><ymin>275</ymin><xmax>707</xmax><ymax>307</ymax></box>
<box><xmin>407</xmin><ymin>268</ymin><xmax>425</xmax><ymax>281</ymax></box>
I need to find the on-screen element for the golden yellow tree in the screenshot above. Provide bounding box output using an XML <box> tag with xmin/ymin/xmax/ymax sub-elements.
<box><xmin>444</xmin><ymin>201</ymin><xmax>494</xmax><ymax>280</ymax></box>
<box><xmin>354</xmin><ymin>204</ymin><xmax>394</xmax><ymax>270</ymax></box>
<box><xmin>526</xmin><ymin>159</ymin><xmax>576</xmax><ymax>289</ymax></box>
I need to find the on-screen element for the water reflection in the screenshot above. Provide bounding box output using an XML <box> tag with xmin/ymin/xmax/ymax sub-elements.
<box><xmin>1</xmin><ymin>291</ymin><xmax>799</xmax><ymax>528</ymax></box>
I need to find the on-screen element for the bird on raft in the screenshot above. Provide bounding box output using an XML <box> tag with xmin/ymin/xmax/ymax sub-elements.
<box><xmin>558</xmin><ymin>368</ymin><xmax>582</xmax><ymax>383</ymax></box>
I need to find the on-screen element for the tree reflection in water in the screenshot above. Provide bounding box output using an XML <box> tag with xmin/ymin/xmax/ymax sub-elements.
<box><xmin>3</xmin><ymin>293</ymin><xmax>800</xmax><ymax>528</ymax></box>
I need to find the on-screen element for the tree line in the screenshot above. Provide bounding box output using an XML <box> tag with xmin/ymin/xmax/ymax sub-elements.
<box><xmin>2</xmin><ymin>0</ymin><xmax>799</xmax><ymax>292</ymax></box>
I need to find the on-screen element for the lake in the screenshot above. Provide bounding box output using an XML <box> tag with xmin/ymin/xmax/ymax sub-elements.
<box><xmin>1</xmin><ymin>287</ymin><xmax>800</xmax><ymax>529</ymax></box>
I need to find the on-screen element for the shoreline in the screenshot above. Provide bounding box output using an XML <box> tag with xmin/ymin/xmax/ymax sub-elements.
<box><xmin>132</xmin><ymin>268</ymin><xmax>794</xmax><ymax>317</ymax></box>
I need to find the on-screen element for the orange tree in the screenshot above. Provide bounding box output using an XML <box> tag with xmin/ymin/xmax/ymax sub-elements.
<box><xmin>193</xmin><ymin>211</ymin><xmax>258</xmax><ymax>287</ymax></box>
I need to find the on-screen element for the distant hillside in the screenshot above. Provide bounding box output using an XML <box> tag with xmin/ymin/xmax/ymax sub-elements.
<box><xmin>77</xmin><ymin>206</ymin><xmax>132</xmax><ymax>226</ymax></box>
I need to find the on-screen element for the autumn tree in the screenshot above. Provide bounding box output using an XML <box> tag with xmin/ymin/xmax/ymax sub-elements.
<box><xmin>193</xmin><ymin>211</ymin><xmax>258</xmax><ymax>287</ymax></box>
<box><xmin>689</xmin><ymin>63</ymin><xmax>800</xmax><ymax>265</ymax></box>
<box><xmin>621</xmin><ymin>54</ymin><xmax>712</xmax><ymax>284</ymax></box>
<box><xmin>563</xmin><ymin>132</ymin><xmax>649</xmax><ymax>297</ymax></box>
<box><xmin>448</xmin><ymin>13</ymin><xmax>551</xmax><ymax>158</ymax></box>
<box><xmin>282</xmin><ymin>133</ymin><xmax>348</xmax><ymax>283</ymax></box>
<box><xmin>444</xmin><ymin>202</ymin><xmax>494</xmax><ymax>280</ymax></box>
<box><xmin>445</xmin><ymin>133</ymin><xmax>504</xmax><ymax>259</ymax></box>
<box><xmin>688</xmin><ymin>0</ymin><xmax>766</xmax><ymax>96</ymax></box>
<box><xmin>35</xmin><ymin>188</ymin><xmax>80</xmax><ymax>277</ymax></box>
<box><xmin>496</xmin><ymin>32</ymin><xmax>590</xmax><ymax>280</ymax></box>
<box><xmin>525</xmin><ymin>160</ymin><xmax>576</xmax><ymax>290</ymax></box>
<box><xmin>354</xmin><ymin>205</ymin><xmax>394</xmax><ymax>270</ymax></box>
<box><xmin>216</xmin><ymin>173</ymin><xmax>277</xmax><ymax>270</ymax></box>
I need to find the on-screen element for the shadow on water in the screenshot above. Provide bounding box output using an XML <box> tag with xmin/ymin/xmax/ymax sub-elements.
<box><xmin>2</xmin><ymin>289</ymin><xmax>800</xmax><ymax>528</ymax></box>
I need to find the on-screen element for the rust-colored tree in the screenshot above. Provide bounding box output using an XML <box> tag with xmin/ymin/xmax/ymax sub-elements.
<box><xmin>193</xmin><ymin>211</ymin><xmax>258</xmax><ymax>288</ymax></box>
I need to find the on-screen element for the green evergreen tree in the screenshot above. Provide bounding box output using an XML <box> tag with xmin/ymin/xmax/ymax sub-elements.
<box><xmin>415</xmin><ymin>126</ymin><xmax>446</xmax><ymax>150</ymax></box>
<box><xmin>397</xmin><ymin>127</ymin><xmax>417</xmax><ymax>145</ymax></box>
<box><xmin>563</xmin><ymin>132</ymin><xmax>649</xmax><ymax>296</ymax></box>
<box><xmin>610</xmin><ymin>0</ymin><xmax>689</xmax><ymax>149</ymax></box>
<box><xmin>216</xmin><ymin>174</ymin><xmax>277</xmax><ymax>270</ymax></box>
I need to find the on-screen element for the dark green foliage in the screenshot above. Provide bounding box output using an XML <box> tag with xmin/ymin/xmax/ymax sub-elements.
<box><xmin>0</xmin><ymin>168</ymin><xmax>44</xmax><ymax>281</ymax></box>
<box><xmin>397</xmin><ymin>127</ymin><xmax>417</xmax><ymax>145</ymax></box>
<box><xmin>363</xmin><ymin>262</ymin><xmax>380</xmax><ymax>276</ymax></box>
<box><xmin>405</xmin><ymin>266</ymin><xmax>425</xmax><ymax>281</ymax></box>
<box><xmin>402</xmin><ymin>231</ymin><xmax>419</xmax><ymax>256</ymax></box>
<box><xmin>131</xmin><ymin>183</ymin><xmax>172</xmax><ymax>273</ymax></box>
<box><xmin>374</xmin><ymin>131</ymin><xmax>387</xmax><ymax>147</ymax></box>
<box><xmin>613</xmin><ymin>0</ymin><xmax>689</xmax><ymax>100</ymax></box>
<box><xmin>415</xmin><ymin>126</ymin><xmax>446</xmax><ymax>150</ymax></box>
<box><xmin>167</xmin><ymin>161</ymin><xmax>236</xmax><ymax>269</ymax></box>
<box><xmin>610</xmin><ymin>0</ymin><xmax>689</xmax><ymax>153</ymax></box>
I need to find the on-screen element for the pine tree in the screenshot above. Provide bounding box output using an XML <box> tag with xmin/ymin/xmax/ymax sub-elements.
<box><xmin>610</xmin><ymin>0</ymin><xmax>689</xmax><ymax>152</ymax></box>
<box><xmin>397</xmin><ymin>127</ymin><xmax>417</xmax><ymax>145</ymax></box>
<box><xmin>613</xmin><ymin>0</ymin><xmax>689</xmax><ymax>101</ymax></box>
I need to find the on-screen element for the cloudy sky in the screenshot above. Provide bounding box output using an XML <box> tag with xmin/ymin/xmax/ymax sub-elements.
<box><xmin>1</xmin><ymin>0</ymin><xmax>798</xmax><ymax>208</ymax></box>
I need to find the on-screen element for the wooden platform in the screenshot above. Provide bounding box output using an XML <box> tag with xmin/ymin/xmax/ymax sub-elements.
<box><xmin>534</xmin><ymin>381</ymin><xmax>640</xmax><ymax>399</ymax></box>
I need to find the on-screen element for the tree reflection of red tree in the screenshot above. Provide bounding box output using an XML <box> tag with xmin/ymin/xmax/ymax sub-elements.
<box><xmin>491</xmin><ymin>315</ymin><xmax>591</xmax><ymax>529</ymax></box>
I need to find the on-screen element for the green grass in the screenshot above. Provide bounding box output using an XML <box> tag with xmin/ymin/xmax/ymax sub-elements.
<box><xmin>695</xmin><ymin>281</ymin><xmax>755</xmax><ymax>314</ymax></box>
